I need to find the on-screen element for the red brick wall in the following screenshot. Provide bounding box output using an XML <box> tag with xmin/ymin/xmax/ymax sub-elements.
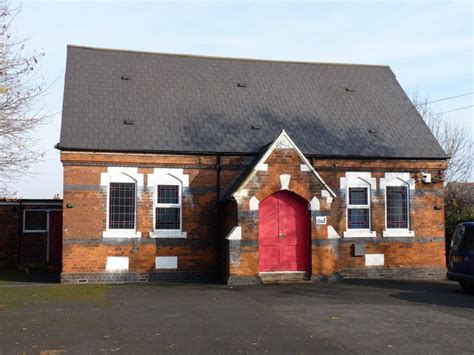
<box><xmin>61</xmin><ymin>150</ymin><xmax>447</xmax><ymax>282</ymax></box>
<box><xmin>61</xmin><ymin>152</ymin><xmax>237</xmax><ymax>276</ymax></box>
<box><xmin>224</xmin><ymin>147</ymin><xmax>447</xmax><ymax>280</ymax></box>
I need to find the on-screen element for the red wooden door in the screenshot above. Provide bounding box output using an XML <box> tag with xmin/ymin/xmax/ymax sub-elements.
<box><xmin>48</xmin><ymin>211</ymin><xmax>63</xmax><ymax>268</ymax></box>
<box><xmin>259</xmin><ymin>191</ymin><xmax>309</xmax><ymax>272</ymax></box>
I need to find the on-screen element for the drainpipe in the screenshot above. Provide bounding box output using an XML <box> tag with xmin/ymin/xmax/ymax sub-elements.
<box><xmin>216</xmin><ymin>155</ymin><xmax>222</xmax><ymax>280</ymax></box>
<box><xmin>216</xmin><ymin>155</ymin><xmax>221</xmax><ymax>201</ymax></box>
<box><xmin>17</xmin><ymin>200</ymin><xmax>23</xmax><ymax>267</ymax></box>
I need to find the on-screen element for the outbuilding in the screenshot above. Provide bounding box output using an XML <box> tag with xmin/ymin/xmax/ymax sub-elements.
<box><xmin>0</xmin><ymin>199</ymin><xmax>63</xmax><ymax>270</ymax></box>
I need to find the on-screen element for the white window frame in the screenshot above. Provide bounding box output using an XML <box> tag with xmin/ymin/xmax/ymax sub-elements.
<box><xmin>383</xmin><ymin>177</ymin><xmax>414</xmax><ymax>237</ymax></box>
<box><xmin>346</xmin><ymin>186</ymin><xmax>371</xmax><ymax>230</ymax></box>
<box><xmin>148</xmin><ymin>169</ymin><xmax>188</xmax><ymax>239</ymax></box>
<box><xmin>341</xmin><ymin>172</ymin><xmax>376</xmax><ymax>238</ymax></box>
<box><xmin>101</xmin><ymin>167</ymin><xmax>143</xmax><ymax>239</ymax></box>
<box><xmin>23</xmin><ymin>209</ymin><xmax>49</xmax><ymax>233</ymax></box>
<box><xmin>153</xmin><ymin>176</ymin><xmax>183</xmax><ymax>237</ymax></box>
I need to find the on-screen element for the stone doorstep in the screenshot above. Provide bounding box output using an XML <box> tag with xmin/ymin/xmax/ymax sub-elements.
<box><xmin>259</xmin><ymin>271</ymin><xmax>311</xmax><ymax>285</ymax></box>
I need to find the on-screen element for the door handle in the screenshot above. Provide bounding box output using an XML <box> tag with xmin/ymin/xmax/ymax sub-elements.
<box><xmin>279</xmin><ymin>233</ymin><xmax>286</xmax><ymax>238</ymax></box>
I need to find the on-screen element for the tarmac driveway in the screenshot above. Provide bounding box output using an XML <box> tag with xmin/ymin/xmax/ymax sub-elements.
<box><xmin>0</xmin><ymin>278</ymin><xmax>473</xmax><ymax>354</ymax></box>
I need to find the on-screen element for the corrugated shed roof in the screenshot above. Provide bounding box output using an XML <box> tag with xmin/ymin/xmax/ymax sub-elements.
<box><xmin>59</xmin><ymin>45</ymin><xmax>447</xmax><ymax>159</ymax></box>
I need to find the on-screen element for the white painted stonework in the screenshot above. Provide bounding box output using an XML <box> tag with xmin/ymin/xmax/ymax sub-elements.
<box><xmin>380</xmin><ymin>172</ymin><xmax>415</xmax><ymax>190</ymax></box>
<box><xmin>300</xmin><ymin>164</ymin><xmax>310</xmax><ymax>172</ymax></box>
<box><xmin>280</xmin><ymin>174</ymin><xmax>291</xmax><ymax>190</ymax></box>
<box><xmin>106</xmin><ymin>256</ymin><xmax>129</xmax><ymax>271</ymax></box>
<box><xmin>383</xmin><ymin>229</ymin><xmax>415</xmax><ymax>238</ymax></box>
<box><xmin>321</xmin><ymin>189</ymin><xmax>334</xmax><ymax>204</ymax></box>
<box><xmin>147</xmin><ymin>168</ymin><xmax>189</xmax><ymax>188</ymax></box>
<box><xmin>275</xmin><ymin>135</ymin><xmax>293</xmax><ymax>149</ymax></box>
<box><xmin>155</xmin><ymin>256</ymin><xmax>178</xmax><ymax>269</ymax></box>
<box><xmin>255</xmin><ymin>163</ymin><xmax>268</xmax><ymax>171</ymax></box>
<box><xmin>309</xmin><ymin>196</ymin><xmax>320</xmax><ymax>211</ymax></box>
<box><xmin>100</xmin><ymin>167</ymin><xmax>144</xmax><ymax>187</ymax></box>
<box><xmin>249</xmin><ymin>196</ymin><xmax>260</xmax><ymax>211</ymax></box>
<box><xmin>327</xmin><ymin>226</ymin><xmax>341</xmax><ymax>239</ymax></box>
<box><xmin>365</xmin><ymin>254</ymin><xmax>384</xmax><ymax>266</ymax></box>
<box><xmin>340</xmin><ymin>172</ymin><xmax>376</xmax><ymax>190</ymax></box>
<box><xmin>233</xmin><ymin>189</ymin><xmax>248</xmax><ymax>203</ymax></box>
<box><xmin>150</xmin><ymin>231</ymin><xmax>187</xmax><ymax>239</ymax></box>
<box><xmin>343</xmin><ymin>230</ymin><xmax>376</xmax><ymax>238</ymax></box>
<box><xmin>103</xmin><ymin>230</ymin><xmax>142</xmax><ymax>239</ymax></box>
<box><xmin>226</xmin><ymin>226</ymin><xmax>242</xmax><ymax>240</ymax></box>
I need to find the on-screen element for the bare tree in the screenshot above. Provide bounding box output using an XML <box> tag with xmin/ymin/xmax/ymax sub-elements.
<box><xmin>411</xmin><ymin>90</ymin><xmax>473</xmax><ymax>184</ymax></box>
<box><xmin>0</xmin><ymin>1</ymin><xmax>46</xmax><ymax>195</ymax></box>
<box><xmin>411</xmin><ymin>90</ymin><xmax>474</xmax><ymax>232</ymax></box>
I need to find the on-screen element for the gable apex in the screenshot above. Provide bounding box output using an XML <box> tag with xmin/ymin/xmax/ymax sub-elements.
<box><xmin>231</xmin><ymin>130</ymin><xmax>336</xmax><ymax>199</ymax></box>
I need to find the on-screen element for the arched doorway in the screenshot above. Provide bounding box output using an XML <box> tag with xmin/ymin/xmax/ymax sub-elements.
<box><xmin>258</xmin><ymin>190</ymin><xmax>310</xmax><ymax>273</ymax></box>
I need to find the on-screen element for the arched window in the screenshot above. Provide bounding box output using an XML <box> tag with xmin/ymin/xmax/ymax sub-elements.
<box><xmin>108</xmin><ymin>174</ymin><xmax>137</xmax><ymax>230</ymax></box>
<box><xmin>147</xmin><ymin>168</ymin><xmax>188</xmax><ymax>238</ymax></box>
<box><xmin>100</xmin><ymin>167</ymin><xmax>143</xmax><ymax>238</ymax></box>
<box><xmin>340</xmin><ymin>172</ymin><xmax>376</xmax><ymax>238</ymax></box>
<box><xmin>381</xmin><ymin>173</ymin><xmax>415</xmax><ymax>237</ymax></box>
<box><xmin>347</xmin><ymin>185</ymin><xmax>370</xmax><ymax>230</ymax></box>
<box><xmin>155</xmin><ymin>174</ymin><xmax>182</xmax><ymax>232</ymax></box>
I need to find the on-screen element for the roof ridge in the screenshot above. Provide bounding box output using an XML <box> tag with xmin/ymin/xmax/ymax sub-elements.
<box><xmin>67</xmin><ymin>44</ymin><xmax>390</xmax><ymax>68</ymax></box>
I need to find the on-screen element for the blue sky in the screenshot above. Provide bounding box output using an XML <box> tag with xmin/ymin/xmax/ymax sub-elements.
<box><xmin>9</xmin><ymin>0</ymin><xmax>474</xmax><ymax>198</ymax></box>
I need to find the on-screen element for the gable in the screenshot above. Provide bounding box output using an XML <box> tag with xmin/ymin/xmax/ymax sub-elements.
<box><xmin>230</xmin><ymin>130</ymin><xmax>336</xmax><ymax>200</ymax></box>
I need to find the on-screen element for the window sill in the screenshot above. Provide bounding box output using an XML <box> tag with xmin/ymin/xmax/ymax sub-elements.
<box><xmin>343</xmin><ymin>230</ymin><xmax>376</xmax><ymax>238</ymax></box>
<box><xmin>383</xmin><ymin>230</ymin><xmax>415</xmax><ymax>238</ymax></box>
<box><xmin>150</xmin><ymin>231</ymin><xmax>187</xmax><ymax>239</ymax></box>
<box><xmin>102</xmin><ymin>230</ymin><xmax>142</xmax><ymax>239</ymax></box>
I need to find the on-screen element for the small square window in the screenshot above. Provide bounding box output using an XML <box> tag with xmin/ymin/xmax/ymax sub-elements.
<box><xmin>24</xmin><ymin>210</ymin><xmax>48</xmax><ymax>232</ymax></box>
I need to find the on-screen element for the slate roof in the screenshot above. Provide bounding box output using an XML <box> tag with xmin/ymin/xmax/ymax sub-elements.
<box><xmin>59</xmin><ymin>45</ymin><xmax>447</xmax><ymax>159</ymax></box>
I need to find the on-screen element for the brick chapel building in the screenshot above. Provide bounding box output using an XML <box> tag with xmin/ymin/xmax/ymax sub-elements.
<box><xmin>58</xmin><ymin>45</ymin><xmax>448</xmax><ymax>284</ymax></box>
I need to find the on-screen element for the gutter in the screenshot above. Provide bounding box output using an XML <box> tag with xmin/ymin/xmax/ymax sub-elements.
<box><xmin>55</xmin><ymin>144</ymin><xmax>449</xmax><ymax>161</ymax></box>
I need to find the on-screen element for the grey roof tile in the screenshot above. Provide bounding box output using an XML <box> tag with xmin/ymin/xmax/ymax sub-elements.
<box><xmin>59</xmin><ymin>45</ymin><xmax>447</xmax><ymax>159</ymax></box>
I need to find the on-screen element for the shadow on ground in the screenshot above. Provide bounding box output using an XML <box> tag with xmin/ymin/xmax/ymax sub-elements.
<box><xmin>0</xmin><ymin>269</ymin><xmax>60</xmax><ymax>285</ymax></box>
<box><xmin>343</xmin><ymin>278</ymin><xmax>474</xmax><ymax>309</ymax></box>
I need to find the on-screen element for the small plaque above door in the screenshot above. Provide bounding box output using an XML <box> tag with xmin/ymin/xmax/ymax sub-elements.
<box><xmin>315</xmin><ymin>216</ymin><xmax>327</xmax><ymax>225</ymax></box>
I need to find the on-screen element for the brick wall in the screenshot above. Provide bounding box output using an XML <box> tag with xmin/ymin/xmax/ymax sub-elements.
<box><xmin>61</xmin><ymin>150</ymin><xmax>447</xmax><ymax>284</ymax></box>
<box><xmin>222</xmin><ymin>144</ymin><xmax>447</xmax><ymax>283</ymax></box>
<box><xmin>61</xmin><ymin>152</ymin><xmax>247</xmax><ymax>282</ymax></box>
